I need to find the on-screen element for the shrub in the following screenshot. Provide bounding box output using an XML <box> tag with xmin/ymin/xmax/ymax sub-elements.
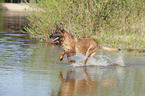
<box><xmin>24</xmin><ymin>0</ymin><xmax>145</xmax><ymax>49</ymax></box>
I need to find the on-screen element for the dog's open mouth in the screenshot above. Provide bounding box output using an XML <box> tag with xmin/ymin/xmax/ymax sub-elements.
<box><xmin>52</xmin><ymin>37</ymin><xmax>60</xmax><ymax>43</ymax></box>
<box><xmin>49</xmin><ymin>32</ymin><xmax>61</xmax><ymax>44</ymax></box>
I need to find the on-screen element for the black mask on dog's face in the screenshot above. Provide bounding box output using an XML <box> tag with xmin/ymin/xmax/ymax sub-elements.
<box><xmin>49</xmin><ymin>31</ymin><xmax>61</xmax><ymax>44</ymax></box>
<box><xmin>49</xmin><ymin>23</ymin><xmax>64</xmax><ymax>44</ymax></box>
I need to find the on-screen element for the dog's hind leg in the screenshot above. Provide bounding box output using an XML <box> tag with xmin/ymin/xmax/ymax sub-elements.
<box><xmin>83</xmin><ymin>47</ymin><xmax>98</xmax><ymax>65</ymax></box>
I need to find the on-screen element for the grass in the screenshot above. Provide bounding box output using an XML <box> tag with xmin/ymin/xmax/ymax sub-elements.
<box><xmin>24</xmin><ymin>0</ymin><xmax>145</xmax><ymax>50</ymax></box>
<box><xmin>0</xmin><ymin>0</ymin><xmax>3</xmax><ymax>2</ymax></box>
<box><xmin>91</xmin><ymin>15</ymin><xmax>145</xmax><ymax>49</ymax></box>
<box><xmin>92</xmin><ymin>33</ymin><xmax>145</xmax><ymax>49</ymax></box>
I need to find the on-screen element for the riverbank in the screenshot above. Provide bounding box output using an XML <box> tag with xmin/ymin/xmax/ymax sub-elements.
<box><xmin>0</xmin><ymin>3</ymin><xmax>33</xmax><ymax>11</ymax></box>
<box><xmin>24</xmin><ymin>0</ymin><xmax>145</xmax><ymax>51</ymax></box>
<box><xmin>91</xmin><ymin>31</ymin><xmax>145</xmax><ymax>52</ymax></box>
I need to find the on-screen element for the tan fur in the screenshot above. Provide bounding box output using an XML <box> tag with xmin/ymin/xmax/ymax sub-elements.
<box><xmin>98</xmin><ymin>44</ymin><xmax>121</xmax><ymax>51</ymax></box>
<box><xmin>59</xmin><ymin>67</ymin><xmax>118</xmax><ymax>96</ymax></box>
<box><xmin>56</xmin><ymin>23</ymin><xmax>120</xmax><ymax>65</ymax></box>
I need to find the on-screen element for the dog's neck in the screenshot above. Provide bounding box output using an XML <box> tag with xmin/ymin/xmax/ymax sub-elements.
<box><xmin>62</xmin><ymin>30</ymin><xmax>75</xmax><ymax>40</ymax></box>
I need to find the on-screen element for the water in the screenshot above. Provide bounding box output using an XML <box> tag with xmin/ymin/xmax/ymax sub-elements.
<box><xmin>71</xmin><ymin>50</ymin><xmax>125</xmax><ymax>67</ymax></box>
<box><xmin>0</xmin><ymin>10</ymin><xmax>145</xmax><ymax>96</ymax></box>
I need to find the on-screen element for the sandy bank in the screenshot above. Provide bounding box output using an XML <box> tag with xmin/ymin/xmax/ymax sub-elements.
<box><xmin>0</xmin><ymin>3</ymin><xmax>34</xmax><ymax>11</ymax></box>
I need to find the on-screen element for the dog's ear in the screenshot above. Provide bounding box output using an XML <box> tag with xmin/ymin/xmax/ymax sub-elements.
<box><xmin>60</xmin><ymin>23</ymin><xmax>63</xmax><ymax>31</ymax></box>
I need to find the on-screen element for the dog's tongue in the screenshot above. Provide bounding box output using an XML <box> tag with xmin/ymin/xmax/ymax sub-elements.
<box><xmin>52</xmin><ymin>37</ymin><xmax>59</xmax><ymax>43</ymax></box>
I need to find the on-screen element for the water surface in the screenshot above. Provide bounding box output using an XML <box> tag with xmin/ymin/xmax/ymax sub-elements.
<box><xmin>0</xmin><ymin>10</ymin><xmax>145</xmax><ymax>96</ymax></box>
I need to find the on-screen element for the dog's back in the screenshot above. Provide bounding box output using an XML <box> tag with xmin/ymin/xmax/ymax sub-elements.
<box><xmin>50</xmin><ymin>23</ymin><xmax>120</xmax><ymax>64</ymax></box>
<box><xmin>75</xmin><ymin>38</ymin><xmax>99</xmax><ymax>55</ymax></box>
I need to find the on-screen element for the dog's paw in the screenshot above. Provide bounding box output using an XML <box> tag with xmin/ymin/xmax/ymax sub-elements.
<box><xmin>60</xmin><ymin>56</ymin><xmax>63</xmax><ymax>61</ymax></box>
<box><xmin>68</xmin><ymin>60</ymin><xmax>75</xmax><ymax>63</ymax></box>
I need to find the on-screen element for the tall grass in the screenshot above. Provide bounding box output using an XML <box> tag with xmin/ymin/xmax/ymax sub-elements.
<box><xmin>24</xmin><ymin>0</ymin><xmax>145</xmax><ymax>49</ymax></box>
<box><xmin>0</xmin><ymin>0</ymin><xmax>4</xmax><ymax>3</ymax></box>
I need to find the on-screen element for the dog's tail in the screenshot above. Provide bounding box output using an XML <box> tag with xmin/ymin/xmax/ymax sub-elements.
<box><xmin>98</xmin><ymin>44</ymin><xmax>121</xmax><ymax>51</ymax></box>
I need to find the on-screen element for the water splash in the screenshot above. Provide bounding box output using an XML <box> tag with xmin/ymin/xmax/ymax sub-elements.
<box><xmin>114</xmin><ymin>50</ymin><xmax>125</xmax><ymax>66</ymax></box>
<box><xmin>71</xmin><ymin>51</ymin><xmax>125</xmax><ymax>67</ymax></box>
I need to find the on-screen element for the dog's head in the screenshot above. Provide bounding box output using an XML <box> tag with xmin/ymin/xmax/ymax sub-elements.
<box><xmin>49</xmin><ymin>31</ymin><xmax>61</xmax><ymax>44</ymax></box>
<box><xmin>49</xmin><ymin>23</ymin><xmax>64</xmax><ymax>44</ymax></box>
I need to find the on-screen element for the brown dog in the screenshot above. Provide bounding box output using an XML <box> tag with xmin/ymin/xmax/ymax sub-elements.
<box><xmin>50</xmin><ymin>23</ymin><xmax>120</xmax><ymax>65</ymax></box>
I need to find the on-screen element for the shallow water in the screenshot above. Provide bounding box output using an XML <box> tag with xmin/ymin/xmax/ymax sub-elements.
<box><xmin>0</xmin><ymin>10</ymin><xmax>145</xmax><ymax>96</ymax></box>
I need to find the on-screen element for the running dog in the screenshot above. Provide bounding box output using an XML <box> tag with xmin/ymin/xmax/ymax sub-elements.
<box><xmin>49</xmin><ymin>23</ymin><xmax>120</xmax><ymax>65</ymax></box>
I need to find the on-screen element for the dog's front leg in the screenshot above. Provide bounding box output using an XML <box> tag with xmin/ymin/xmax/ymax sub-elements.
<box><xmin>60</xmin><ymin>50</ymin><xmax>74</xmax><ymax>61</ymax></box>
<box><xmin>60</xmin><ymin>51</ymin><xmax>65</xmax><ymax>61</ymax></box>
<box><xmin>67</xmin><ymin>54</ymin><xmax>75</xmax><ymax>63</ymax></box>
<box><xmin>59</xmin><ymin>72</ymin><xmax>63</xmax><ymax>82</ymax></box>
<box><xmin>59</xmin><ymin>49</ymin><xmax>75</xmax><ymax>61</ymax></box>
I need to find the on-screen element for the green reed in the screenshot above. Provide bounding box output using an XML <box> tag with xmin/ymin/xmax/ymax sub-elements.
<box><xmin>24</xmin><ymin>0</ymin><xmax>145</xmax><ymax>49</ymax></box>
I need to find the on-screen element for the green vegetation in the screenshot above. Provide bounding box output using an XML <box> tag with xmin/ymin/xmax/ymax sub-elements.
<box><xmin>0</xmin><ymin>0</ymin><xmax>4</xmax><ymax>3</ymax></box>
<box><xmin>24</xmin><ymin>0</ymin><xmax>145</xmax><ymax>49</ymax></box>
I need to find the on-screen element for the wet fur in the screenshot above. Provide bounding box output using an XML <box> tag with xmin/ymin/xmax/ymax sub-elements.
<box><xmin>52</xmin><ymin>23</ymin><xmax>120</xmax><ymax>65</ymax></box>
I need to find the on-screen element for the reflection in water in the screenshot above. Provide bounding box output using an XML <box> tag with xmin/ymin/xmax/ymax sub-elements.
<box><xmin>59</xmin><ymin>67</ymin><xmax>123</xmax><ymax>96</ymax></box>
<box><xmin>0</xmin><ymin>10</ymin><xmax>28</xmax><ymax>31</ymax></box>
